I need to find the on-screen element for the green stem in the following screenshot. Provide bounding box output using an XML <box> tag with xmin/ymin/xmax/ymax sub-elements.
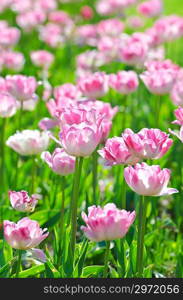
<box><xmin>15</xmin><ymin>250</ymin><xmax>22</xmax><ymax>278</ymax></box>
<box><xmin>136</xmin><ymin>195</ymin><xmax>148</xmax><ymax>277</ymax></box>
<box><xmin>155</xmin><ymin>95</ymin><xmax>161</xmax><ymax>128</ymax></box>
<box><xmin>92</xmin><ymin>149</ymin><xmax>98</xmax><ymax>205</ymax></box>
<box><xmin>103</xmin><ymin>241</ymin><xmax>110</xmax><ymax>278</ymax></box>
<box><xmin>60</xmin><ymin>176</ymin><xmax>65</xmax><ymax>240</ymax></box>
<box><xmin>31</xmin><ymin>156</ymin><xmax>36</xmax><ymax>194</ymax></box>
<box><xmin>122</xmin><ymin>96</ymin><xmax>127</xmax><ymax>131</ymax></box>
<box><xmin>121</xmin><ymin>165</ymin><xmax>126</xmax><ymax>209</ymax></box>
<box><xmin>70</xmin><ymin>157</ymin><xmax>83</xmax><ymax>256</ymax></box>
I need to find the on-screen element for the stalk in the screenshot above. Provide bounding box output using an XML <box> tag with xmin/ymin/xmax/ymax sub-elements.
<box><xmin>15</xmin><ymin>250</ymin><xmax>22</xmax><ymax>278</ymax></box>
<box><xmin>31</xmin><ymin>156</ymin><xmax>36</xmax><ymax>194</ymax></box>
<box><xmin>103</xmin><ymin>241</ymin><xmax>110</xmax><ymax>278</ymax></box>
<box><xmin>92</xmin><ymin>149</ymin><xmax>98</xmax><ymax>205</ymax></box>
<box><xmin>136</xmin><ymin>195</ymin><xmax>148</xmax><ymax>277</ymax></box>
<box><xmin>1</xmin><ymin>118</ymin><xmax>6</xmax><ymax>195</ymax></box>
<box><xmin>70</xmin><ymin>157</ymin><xmax>83</xmax><ymax>256</ymax></box>
<box><xmin>121</xmin><ymin>165</ymin><xmax>126</xmax><ymax>209</ymax></box>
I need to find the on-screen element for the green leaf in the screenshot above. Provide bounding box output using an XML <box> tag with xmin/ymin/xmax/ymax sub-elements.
<box><xmin>82</xmin><ymin>266</ymin><xmax>104</xmax><ymax>278</ymax></box>
<box><xmin>74</xmin><ymin>239</ymin><xmax>88</xmax><ymax>277</ymax></box>
<box><xmin>13</xmin><ymin>264</ymin><xmax>45</xmax><ymax>278</ymax></box>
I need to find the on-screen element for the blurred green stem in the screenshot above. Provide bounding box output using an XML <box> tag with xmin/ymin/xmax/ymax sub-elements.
<box><xmin>136</xmin><ymin>195</ymin><xmax>148</xmax><ymax>277</ymax></box>
<box><xmin>92</xmin><ymin>149</ymin><xmax>98</xmax><ymax>205</ymax></box>
<box><xmin>70</xmin><ymin>157</ymin><xmax>83</xmax><ymax>256</ymax></box>
<box><xmin>15</xmin><ymin>250</ymin><xmax>22</xmax><ymax>278</ymax></box>
<box><xmin>122</xmin><ymin>96</ymin><xmax>127</xmax><ymax>131</ymax></box>
<box><xmin>1</xmin><ymin>118</ymin><xmax>6</xmax><ymax>196</ymax></box>
<box><xmin>103</xmin><ymin>241</ymin><xmax>110</xmax><ymax>278</ymax></box>
<box><xmin>155</xmin><ymin>95</ymin><xmax>161</xmax><ymax>128</ymax></box>
<box><xmin>18</xmin><ymin>100</ymin><xmax>24</xmax><ymax>130</ymax></box>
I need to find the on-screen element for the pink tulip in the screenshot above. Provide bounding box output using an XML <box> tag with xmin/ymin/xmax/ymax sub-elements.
<box><xmin>16</xmin><ymin>10</ymin><xmax>46</xmax><ymax>31</ymax></box>
<box><xmin>0</xmin><ymin>92</ymin><xmax>17</xmax><ymax>118</ymax></box>
<box><xmin>39</xmin><ymin>23</ymin><xmax>63</xmax><ymax>48</ymax></box>
<box><xmin>78</xmin><ymin>72</ymin><xmax>109</xmax><ymax>99</ymax></box>
<box><xmin>41</xmin><ymin>148</ymin><xmax>75</xmax><ymax>175</ymax></box>
<box><xmin>109</xmin><ymin>71</ymin><xmax>139</xmax><ymax>94</ymax></box>
<box><xmin>9</xmin><ymin>191</ymin><xmax>38</xmax><ymax>212</ymax></box>
<box><xmin>127</xmin><ymin>16</ymin><xmax>144</xmax><ymax>29</ymax></box>
<box><xmin>0</xmin><ymin>26</ymin><xmax>20</xmax><ymax>48</ymax></box>
<box><xmin>38</xmin><ymin>118</ymin><xmax>58</xmax><ymax>130</ymax></box>
<box><xmin>2</xmin><ymin>51</ymin><xmax>25</xmax><ymax>71</ymax></box>
<box><xmin>98</xmin><ymin>137</ymin><xmax>140</xmax><ymax>165</ymax></box>
<box><xmin>138</xmin><ymin>0</ymin><xmax>163</xmax><ymax>18</ymax></box>
<box><xmin>30</xmin><ymin>50</ymin><xmax>54</xmax><ymax>69</ymax></box>
<box><xmin>97</xmin><ymin>19</ymin><xmax>124</xmax><ymax>36</ymax></box>
<box><xmin>171</xmin><ymin>80</ymin><xmax>183</xmax><ymax>106</ymax></box>
<box><xmin>54</xmin><ymin>83</ymin><xmax>81</xmax><ymax>101</ymax></box>
<box><xmin>122</xmin><ymin>128</ymin><xmax>173</xmax><ymax>159</ymax></box>
<box><xmin>124</xmin><ymin>163</ymin><xmax>178</xmax><ymax>196</ymax></box>
<box><xmin>60</xmin><ymin>121</ymin><xmax>102</xmax><ymax>157</ymax></box>
<box><xmin>140</xmin><ymin>70</ymin><xmax>176</xmax><ymax>94</ymax></box>
<box><xmin>3</xmin><ymin>217</ymin><xmax>49</xmax><ymax>250</ymax></box>
<box><xmin>48</xmin><ymin>10</ymin><xmax>71</xmax><ymax>25</ymax></box>
<box><xmin>6</xmin><ymin>130</ymin><xmax>49</xmax><ymax>156</ymax></box>
<box><xmin>172</xmin><ymin>107</ymin><xmax>183</xmax><ymax>125</ymax></box>
<box><xmin>81</xmin><ymin>203</ymin><xmax>136</xmax><ymax>242</ymax></box>
<box><xmin>5</xmin><ymin>75</ymin><xmax>37</xmax><ymax>102</ymax></box>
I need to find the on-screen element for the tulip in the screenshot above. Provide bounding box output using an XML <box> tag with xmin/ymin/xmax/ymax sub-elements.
<box><xmin>81</xmin><ymin>203</ymin><xmax>136</xmax><ymax>242</ymax></box>
<box><xmin>172</xmin><ymin>107</ymin><xmax>183</xmax><ymax>125</ymax></box>
<box><xmin>81</xmin><ymin>203</ymin><xmax>136</xmax><ymax>277</ymax></box>
<box><xmin>124</xmin><ymin>162</ymin><xmax>178</xmax><ymax>277</ymax></box>
<box><xmin>122</xmin><ymin>128</ymin><xmax>173</xmax><ymax>160</ymax></box>
<box><xmin>9</xmin><ymin>190</ymin><xmax>38</xmax><ymax>212</ymax></box>
<box><xmin>41</xmin><ymin>148</ymin><xmax>75</xmax><ymax>176</ymax></box>
<box><xmin>3</xmin><ymin>217</ymin><xmax>49</xmax><ymax>277</ymax></box>
<box><xmin>30</xmin><ymin>50</ymin><xmax>54</xmax><ymax>69</ymax></box>
<box><xmin>78</xmin><ymin>72</ymin><xmax>109</xmax><ymax>99</ymax></box>
<box><xmin>0</xmin><ymin>92</ymin><xmax>17</xmax><ymax>118</ymax></box>
<box><xmin>6</xmin><ymin>130</ymin><xmax>49</xmax><ymax>156</ymax></box>
<box><xmin>109</xmin><ymin>71</ymin><xmax>139</xmax><ymax>94</ymax></box>
<box><xmin>138</xmin><ymin>0</ymin><xmax>163</xmax><ymax>18</ymax></box>
<box><xmin>124</xmin><ymin>163</ymin><xmax>178</xmax><ymax>196</ymax></box>
<box><xmin>60</xmin><ymin>122</ymin><xmax>102</xmax><ymax>157</ymax></box>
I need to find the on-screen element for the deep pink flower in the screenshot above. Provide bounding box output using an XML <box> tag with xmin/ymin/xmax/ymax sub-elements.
<box><xmin>138</xmin><ymin>0</ymin><xmax>163</xmax><ymax>18</ymax></box>
<box><xmin>124</xmin><ymin>163</ymin><xmax>178</xmax><ymax>196</ymax></box>
<box><xmin>3</xmin><ymin>217</ymin><xmax>49</xmax><ymax>250</ymax></box>
<box><xmin>172</xmin><ymin>107</ymin><xmax>183</xmax><ymax>125</ymax></box>
<box><xmin>81</xmin><ymin>203</ymin><xmax>136</xmax><ymax>242</ymax></box>
<box><xmin>122</xmin><ymin>128</ymin><xmax>173</xmax><ymax>159</ymax></box>
<box><xmin>80</xmin><ymin>6</ymin><xmax>94</xmax><ymax>20</ymax></box>
<box><xmin>98</xmin><ymin>137</ymin><xmax>140</xmax><ymax>165</ymax></box>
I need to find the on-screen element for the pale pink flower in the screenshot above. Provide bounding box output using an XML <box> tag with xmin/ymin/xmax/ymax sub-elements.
<box><xmin>122</xmin><ymin>128</ymin><xmax>173</xmax><ymax>159</ymax></box>
<box><xmin>98</xmin><ymin>137</ymin><xmax>140</xmax><ymax>165</ymax></box>
<box><xmin>39</xmin><ymin>23</ymin><xmax>63</xmax><ymax>47</ymax></box>
<box><xmin>127</xmin><ymin>16</ymin><xmax>144</xmax><ymax>29</ymax></box>
<box><xmin>5</xmin><ymin>75</ymin><xmax>37</xmax><ymax>102</ymax></box>
<box><xmin>109</xmin><ymin>71</ymin><xmax>139</xmax><ymax>94</ymax></box>
<box><xmin>172</xmin><ymin>107</ymin><xmax>183</xmax><ymax>125</ymax></box>
<box><xmin>3</xmin><ymin>217</ymin><xmax>49</xmax><ymax>250</ymax></box>
<box><xmin>0</xmin><ymin>92</ymin><xmax>17</xmax><ymax>118</ymax></box>
<box><xmin>54</xmin><ymin>83</ymin><xmax>81</xmax><ymax>101</ymax></box>
<box><xmin>76</xmin><ymin>24</ymin><xmax>97</xmax><ymax>46</ymax></box>
<box><xmin>17</xmin><ymin>10</ymin><xmax>46</xmax><ymax>31</ymax></box>
<box><xmin>78</xmin><ymin>72</ymin><xmax>109</xmax><ymax>99</ymax></box>
<box><xmin>124</xmin><ymin>163</ymin><xmax>178</xmax><ymax>196</ymax></box>
<box><xmin>6</xmin><ymin>130</ymin><xmax>49</xmax><ymax>156</ymax></box>
<box><xmin>138</xmin><ymin>0</ymin><xmax>163</xmax><ymax>18</ymax></box>
<box><xmin>9</xmin><ymin>191</ymin><xmax>38</xmax><ymax>212</ymax></box>
<box><xmin>2</xmin><ymin>51</ymin><xmax>24</xmax><ymax>71</ymax></box>
<box><xmin>0</xmin><ymin>26</ymin><xmax>20</xmax><ymax>48</ymax></box>
<box><xmin>48</xmin><ymin>10</ymin><xmax>71</xmax><ymax>25</ymax></box>
<box><xmin>30</xmin><ymin>50</ymin><xmax>54</xmax><ymax>69</ymax></box>
<box><xmin>97</xmin><ymin>19</ymin><xmax>124</xmax><ymax>36</ymax></box>
<box><xmin>41</xmin><ymin>148</ymin><xmax>75</xmax><ymax>176</ymax></box>
<box><xmin>81</xmin><ymin>203</ymin><xmax>136</xmax><ymax>242</ymax></box>
<box><xmin>140</xmin><ymin>70</ymin><xmax>176</xmax><ymax>94</ymax></box>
